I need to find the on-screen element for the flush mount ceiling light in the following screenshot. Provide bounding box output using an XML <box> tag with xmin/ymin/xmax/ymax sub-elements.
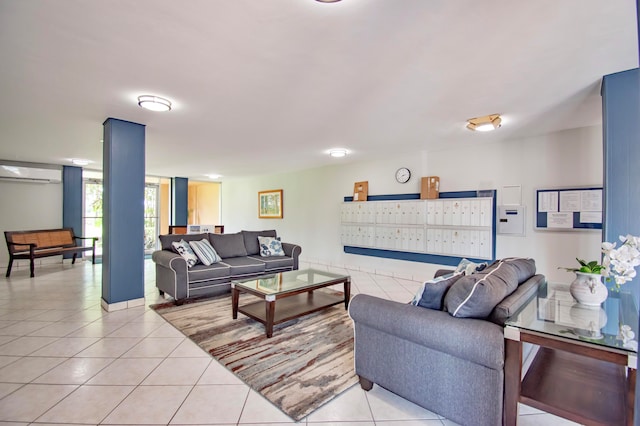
<box><xmin>329</xmin><ymin>149</ymin><xmax>348</xmax><ymax>158</ymax></box>
<box><xmin>71</xmin><ymin>159</ymin><xmax>90</xmax><ymax>166</ymax></box>
<box><xmin>137</xmin><ymin>95</ymin><xmax>172</xmax><ymax>112</ymax></box>
<box><xmin>205</xmin><ymin>174</ymin><xmax>222</xmax><ymax>179</ymax></box>
<box><xmin>466</xmin><ymin>114</ymin><xmax>502</xmax><ymax>132</ymax></box>
<box><xmin>316</xmin><ymin>0</ymin><xmax>341</xmax><ymax>3</ymax></box>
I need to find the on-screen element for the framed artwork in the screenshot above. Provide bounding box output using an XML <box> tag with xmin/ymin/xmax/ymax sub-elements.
<box><xmin>258</xmin><ymin>189</ymin><xmax>283</xmax><ymax>219</ymax></box>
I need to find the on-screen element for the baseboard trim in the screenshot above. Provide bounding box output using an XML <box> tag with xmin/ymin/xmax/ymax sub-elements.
<box><xmin>101</xmin><ymin>297</ymin><xmax>145</xmax><ymax>312</ymax></box>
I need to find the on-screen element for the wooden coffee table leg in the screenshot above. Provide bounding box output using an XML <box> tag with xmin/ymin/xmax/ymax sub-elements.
<box><xmin>344</xmin><ymin>278</ymin><xmax>351</xmax><ymax>309</ymax></box>
<box><xmin>232</xmin><ymin>287</ymin><xmax>239</xmax><ymax>319</ymax></box>
<box><xmin>265</xmin><ymin>300</ymin><xmax>275</xmax><ymax>338</ymax></box>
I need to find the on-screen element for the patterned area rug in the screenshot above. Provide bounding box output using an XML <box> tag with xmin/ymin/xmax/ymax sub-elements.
<box><xmin>150</xmin><ymin>291</ymin><xmax>357</xmax><ymax>421</ymax></box>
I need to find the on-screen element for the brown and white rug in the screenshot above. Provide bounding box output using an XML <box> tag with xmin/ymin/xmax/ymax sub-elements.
<box><xmin>150</xmin><ymin>291</ymin><xmax>357</xmax><ymax>421</ymax></box>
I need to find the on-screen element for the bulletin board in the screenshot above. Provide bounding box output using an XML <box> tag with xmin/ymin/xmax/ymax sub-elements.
<box><xmin>535</xmin><ymin>187</ymin><xmax>602</xmax><ymax>231</ymax></box>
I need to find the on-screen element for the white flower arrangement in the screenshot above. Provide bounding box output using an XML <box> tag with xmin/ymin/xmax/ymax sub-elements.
<box><xmin>602</xmin><ymin>234</ymin><xmax>640</xmax><ymax>289</ymax></box>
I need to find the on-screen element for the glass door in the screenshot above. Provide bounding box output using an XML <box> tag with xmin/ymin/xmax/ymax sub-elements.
<box><xmin>82</xmin><ymin>178</ymin><xmax>103</xmax><ymax>257</ymax></box>
<box><xmin>144</xmin><ymin>183</ymin><xmax>160</xmax><ymax>254</ymax></box>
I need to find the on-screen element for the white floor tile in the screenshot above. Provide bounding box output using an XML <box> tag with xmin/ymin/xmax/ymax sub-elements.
<box><xmin>0</xmin><ymin>382</ymin><xmax>22</xmax><ymax>399</ymax></box>
<box><xmin>142</xmin><ymin>357</ymin><xmax>210</xmax><ymax>385</ymax></box>
<box><xmin>34</xmin><ymin>357</ymin><xmax>114</xmax><ymax>384</ymax></box>
<box><xmin>169</xmin><ymin>338</ymin><xmax>211</xmax><ymax>357</ymax></box>
<box><xmin>306</xmin><ymin>385</ymin><xmax>373</xmax><ymax>422</ymax></box>
<box><xmin>27</xmin><ymin>321</ymin><xmax>89</xmax><ymax>337</ymax></box>
<box><xmin>0</xmin><ymin>321</ymin><xmax>52</xmax><ymax>336</ymax></box>
<box><xmin>169</xmin><ymin>384</ymin><xmax>249</xmax><ymax>424</ymax></box>
<box><xmin>29</xmin><ymin>336</ymin><xmax>100</xmax><ymax>357</ymax></box>
<box><xmin>102</xmin><ymin>385</ymin><xmax>192</xmax><ymax>424</ymax></box>
<box><xmin>0</xmin><ymin>336</ymin><xmax>59</xmax><ymax>356</ymax></box>
<box><xmin>0</xmin><ymin>383</ymin><xmax>77</xmax><ymax>422</ymax></box>
<box><xmin>238</xmin><ymin>390</ymin><xmax>295</xmax><ymax>423</ymax></box>
<box><xmin>0</xmin><ymin>356</ymin><xmax>65</xmax><ymax>383</ymax></box>
<box><xmin>86</xmin><ymin>357</ymin><xmax>163</xmax><ymax>385</ymax></box>
<box><xmin>197</xmin><ymin>360</ymin><xmax>244</xmax><ymax>385</ymax></box>
<box><xmin>75</xmin><ymin>337</ymin><xmax>141</xmax><ymax>357</ymax></box>
<box><xmin>121</xmin><ymin>337</ymin><xmax>184</xmax><ymax>358</ymax></box>
<box><xmin>36</xmin><ymin>384</ymin><xmax>134</xmax><ymax>424</ymax></box>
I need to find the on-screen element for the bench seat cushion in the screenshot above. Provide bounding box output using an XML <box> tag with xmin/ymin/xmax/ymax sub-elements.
<box><xmin>220</xmin><ymin>257</ymin><xmax>266</xmax><ymax>277</ymax></box>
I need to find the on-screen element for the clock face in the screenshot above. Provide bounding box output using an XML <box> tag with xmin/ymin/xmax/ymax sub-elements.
<box><xmin>395</xmin><ymin>167</ymin><xmax>411</xmax><ymax>183</ymax></box>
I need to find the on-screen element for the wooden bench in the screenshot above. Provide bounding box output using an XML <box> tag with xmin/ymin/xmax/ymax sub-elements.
<box><xmin>4</xmin><ymin>228</ymin><xmax>98</xmax><ymax>278</ymax></box>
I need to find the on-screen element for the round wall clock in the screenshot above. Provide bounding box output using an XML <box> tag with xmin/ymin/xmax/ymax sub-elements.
<box><xmin>395</xmin><ymin>167</ymin><xmax>411</xmax><ymax>183</ymax></box>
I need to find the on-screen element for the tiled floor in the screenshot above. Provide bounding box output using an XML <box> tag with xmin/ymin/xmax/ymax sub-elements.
<box><xmin>0</xmin><ymin>259</ymin><xmax>580</xmax><ymax>425</ymax></box>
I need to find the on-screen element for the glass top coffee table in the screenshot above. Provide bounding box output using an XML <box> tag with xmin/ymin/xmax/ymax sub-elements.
<box><xmin>231</xmin><ymin>268</ymin><xmax>351</xmax><ymax>338</ymax></box>
<box><xmin>504</xmin><ymin>281</ymin><xmax>638</xmax><ymax>425</ymax></box>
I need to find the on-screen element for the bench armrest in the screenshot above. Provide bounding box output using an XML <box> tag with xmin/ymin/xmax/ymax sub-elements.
<box><xmin>349</xmin><ymin>294</ymin><xmax>504</xmax><ymax>369</ymax></box>
<box><xmin>74</xmin><ymin>236</ymin><xmax>99</xmax><ymax>241</ymax></box>
<box><xmin>7</xmin><ymin>241</ymin><xmax>37</xmax><ymax>248</ymax></box>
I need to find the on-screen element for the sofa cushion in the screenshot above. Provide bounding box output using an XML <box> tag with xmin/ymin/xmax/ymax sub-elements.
<box><xmin>411</xmin><ymin>272</ymin><xmax>464</xmax><ymax>310</ymax></box>
<box><xmin>171</xmin><ymin>240</ymin><xmax>199</xmax><ymax>268</ymax></box>
<box><xmin>488</xmin><ymin>274</ymin><xmax>545</xmax><ymax>325</ymax></box>
<box><xmin>220</xmin><ymin>257</ymin><xmax>266</xmax><ymax>277</ymax></box>
<box><xmin>189</xmin><ymin>239</ymin><xmax>221</xmax><ymax>265</ymax></box>
<box><xmin>249</xmin><ymin>255</ymin><xmax>294</xmax><ymax>272</ymax></box>
<box><xmin>497</xmin><ymin>257</ymin><xmax>537</xmax><ymax>284</ymax></box>
<box><xmin>444</xmin><ymin>261</ymin><xmax>520</xmax><ymax>318</ymax></box>
<box><xmin>258</xmin><ymin>236</ymin><xmax>285</xmax><ymax>257</ymax></box>
<box><xmin>209</xmin><ymin>232</ymin><xmax>248</xmax><ymax>258</ymax></box>
<box><xmin>187</xmin><ymin>262</ymin><xmax>232</xmax><ymax>283</ymax></box>
<box><xmin>242</xmin><ymin>230</ymin><xmax>277</xmax><ymax>255</ymax></box>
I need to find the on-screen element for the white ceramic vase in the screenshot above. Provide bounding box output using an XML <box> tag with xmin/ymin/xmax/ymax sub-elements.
<box><xmin>569</xmin><ymin>272</ymin><xmax>608</xmax><ymax>307</ymax></box>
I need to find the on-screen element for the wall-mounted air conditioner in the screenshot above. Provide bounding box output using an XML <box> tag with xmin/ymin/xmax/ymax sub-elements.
<box><xmin>0</xmin><ymin>165</ymin><xmax>62</xmax><ymax>184</ymax></box>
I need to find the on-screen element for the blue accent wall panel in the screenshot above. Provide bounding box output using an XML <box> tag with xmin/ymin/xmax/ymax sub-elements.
<box><xmin>62</xmin><ymin>166</ymin><xmax>83</xmax><ymax>258</ymax></box>
<box><xmin>602</xmin><ymin>68</ymin><xmax>640</xmax><ymax>305</ymax></box>
<box><xmin>102</xmin><ymin>118</ymin><xmax>145</xmax><ymax>305</ymax></box>
<box><xmin>172</xmin><ymin>177</ymin><xmax>188</xmax><ymax>226</ymax></box>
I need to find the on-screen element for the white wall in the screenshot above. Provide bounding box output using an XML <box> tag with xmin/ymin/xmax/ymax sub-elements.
<box><xmin>0</xmin><ymin>180</ymin><xmax>63</xmax><ymax>266</ymax></box>
<box><xmin>222</xmin><ymin>126</ymin><xmax>603</xmax><ymax>282</ymax></box>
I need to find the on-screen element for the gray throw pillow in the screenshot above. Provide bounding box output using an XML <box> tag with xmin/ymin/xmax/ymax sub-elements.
<box><xmin>499</xmin><ymin>257</ymin><xmax>536</xmax><ymax>284</ymax></box>
<box><xmin>444</xmin><ymin>261</ymin><xmax>520</xmax><ymax>318</ymax></box>
<box><xmin>411</xmin><ymin>272</ymin><xmax>465</xmax><ymax>310</ymax></box>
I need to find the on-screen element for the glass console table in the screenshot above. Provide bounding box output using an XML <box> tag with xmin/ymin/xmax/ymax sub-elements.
<box><xmin>504</xmin><ymin>281</ymin><xmax>638</xmax><ymax>425</ymax></box>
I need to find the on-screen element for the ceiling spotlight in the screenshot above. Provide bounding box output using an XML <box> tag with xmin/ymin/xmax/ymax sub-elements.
<box><xmin>137</xmin><ymin>95</ymin><xmax>172</xmax><ymax>112</ymax></box>
<box><xmin>466</xmin><ymin>114</ymin><xmax>502</xmax><ymax>132</ymax></box>
<box><xmin>329</xmin><ymin>149</ymin><xmax>348</xmax><ymax>158</ymax></box>
<box><xmin>71</xmin><ymin>159</ymin><xmax>90</xmax><ymax>166</ymax></box>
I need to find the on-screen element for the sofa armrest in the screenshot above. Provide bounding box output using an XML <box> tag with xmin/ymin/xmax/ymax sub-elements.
<box><xmin>281</xmin><ymin>243</ymin><xmax>302</xmax><ymax>269</ymax></box>
<box><xmin>152</xmin><ymin>250</ymin><xmax>185</xmax><ymax>270</ymax></box>
<box><xmin>349</xmin><ymin>294</ymin><xmax>504</xmax><ymax>369</ymax></box>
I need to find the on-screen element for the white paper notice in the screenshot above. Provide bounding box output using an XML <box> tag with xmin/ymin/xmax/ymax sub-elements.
<box><xmin>547</xmin><ymin>212</ymin><xmax>573</xmax><ymax>228</ymax></box>
<box><xmin>580</xmin><ymin>211</ymin><xmax>602</xmax><ymax>224</ymax></box>
<box><xmin>538</xmin><ymin>191</ymin><xmax>558</xmax><ymax>212</ymax></box>
<box><xmin>559</xmin><ymin>191</ymin><xmax>580</xmax><ymax>212</ymax></box>
<box><xmin>581</xmin><ymin>189</ymin><xmax>602</xmax><ymax>212</ymax></box>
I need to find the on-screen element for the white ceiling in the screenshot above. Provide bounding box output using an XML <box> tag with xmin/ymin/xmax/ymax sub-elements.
<box><xmin>0</xmin><ymin>0</ymin><xmax>637</xmax><ymax>180</ymax></box>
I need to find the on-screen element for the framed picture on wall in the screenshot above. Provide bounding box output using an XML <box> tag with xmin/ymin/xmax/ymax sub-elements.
<box><xmin>258</xmin><ymin>189</ymin><xmax>283</xmax><ymax>219</ymax></box>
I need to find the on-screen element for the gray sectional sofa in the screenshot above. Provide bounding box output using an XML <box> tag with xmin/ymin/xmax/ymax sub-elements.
<box><xmin>349</xmin><ymin>259</ymin><xmax>545</xmax><ymax>426</ymax></box>
<box><xmin>151</xmin><ymin>230</ymin><xmax>301</xmax><ymax>302</ymax></box>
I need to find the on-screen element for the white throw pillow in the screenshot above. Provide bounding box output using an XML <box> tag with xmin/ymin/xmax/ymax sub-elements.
<box><xmin>258</xmin><ymin>236</ymin><xmax>285</xmax><ymax>257</ymax></box>
<box><xmin>171</xmin><ymin>239</ymin><xmax>199</xmax><ymax>268</ymax></box>
<box><xmin>189</xmin><ymin>239</ymin><xmax>221</xmax><ymax>266</ymax></box>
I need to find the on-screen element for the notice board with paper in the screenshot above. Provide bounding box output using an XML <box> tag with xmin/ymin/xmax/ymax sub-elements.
<box><xmin>535</xmin><ymin>187</ymin><xmax>602</xmax><ymax>231</ymax></box>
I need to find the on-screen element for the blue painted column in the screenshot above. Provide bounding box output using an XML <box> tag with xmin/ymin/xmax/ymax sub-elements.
<box><xmin>601</xmin><ymin>68</ymin><xmax>640</xmax><ymax>306</ymax></box>
<box><xmin>102</xmin><ymin>118</ymin><xmax>145</xmax><ymax>311</ymax></box>
<box><xmin>62</xmin><ymin>165</ymin><xmax>83</xmax><ymax>259</ymax></box>
<box><xmin>172</xmin><ymin>177</ymin><xmax>188</xmax><ymax>226</ymax></box>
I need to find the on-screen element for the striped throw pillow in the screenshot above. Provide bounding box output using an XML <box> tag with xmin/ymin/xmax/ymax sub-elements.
<box><xmin>189</xmin><ymin>239</ymin><xmax>221</xmax><ymax>265</ymax></box>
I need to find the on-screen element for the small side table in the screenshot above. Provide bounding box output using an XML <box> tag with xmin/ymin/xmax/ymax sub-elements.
<box><xmin>504</xmin><ymin>282</ymin><xmax>638</xmax><ymax>425</ymax></box>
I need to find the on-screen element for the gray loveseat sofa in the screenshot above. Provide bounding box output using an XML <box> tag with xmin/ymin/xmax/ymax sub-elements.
<box><xmin>349</xmin><ymin>259</ymin><xmax>545</xmax><ymax>426</ymax></box>
<box><xmin>152</xmin><ymin>230</ymin><xmax>302</xmax><ymax>302</ymax></box>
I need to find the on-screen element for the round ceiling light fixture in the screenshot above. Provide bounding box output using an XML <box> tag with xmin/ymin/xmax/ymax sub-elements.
<box><xmin>205</xmin><ymin>174</ymin><xmax>222</xmax><ymax>179</ymax></box>
<box><xmin>466</xmin><ymin>114</ymin><xmax>502</xmax><ymax>132</ymax></box>
<box><xmin>316</xmin><ymin>0</ymin><xmax>341</xmax><ymax>3</ymax></box>
<box><xmin>329</xmin><ymin>149</ymin><xmax>348</xmax><ymax>158</ymax></box>
<box><xmin>137</xmin><ymin>95</ymin><xmax>172</xmax><ymax>112</ymax></box>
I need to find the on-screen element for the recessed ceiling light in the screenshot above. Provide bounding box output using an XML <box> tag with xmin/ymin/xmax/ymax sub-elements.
<box><xmin>71</xmin><ymin>159</ymin><xmax>90</xmax><ymax>166</ymax></box>
<box><xmin>329</xmin><ymin>149</ymin><xmax>348</xmax><ymax>158</ymax></box>
<box><xmin>137</xmin><ymin>95</ymin><xmax>172</xmax><ymax>112</ymax></box>
<box><xmin>466</xmin><ymin>114</ymin><xmax>502</xmax><ymax>132</ymax></box>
